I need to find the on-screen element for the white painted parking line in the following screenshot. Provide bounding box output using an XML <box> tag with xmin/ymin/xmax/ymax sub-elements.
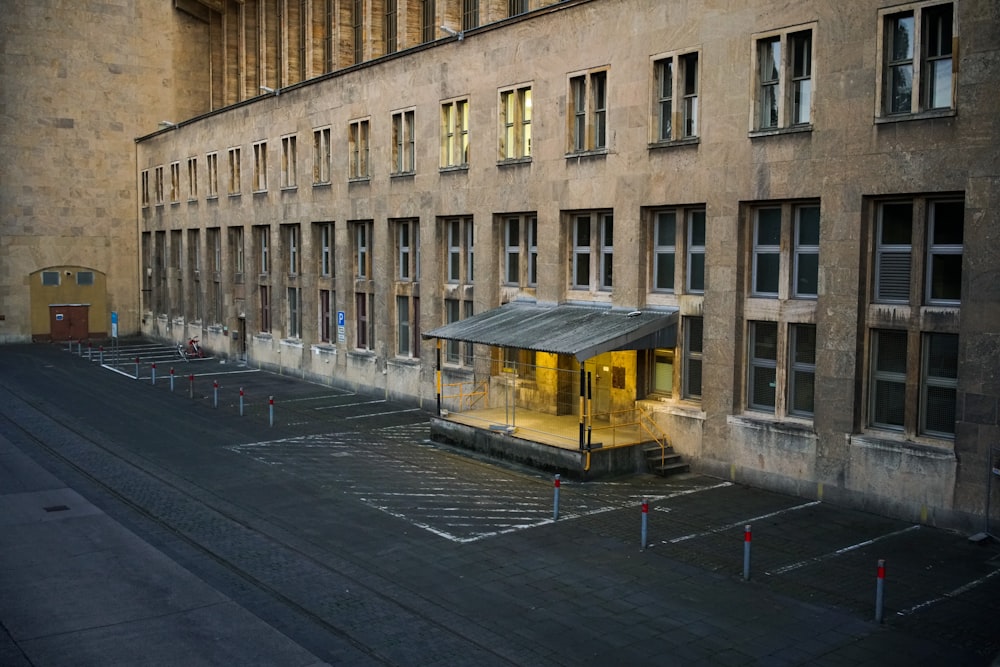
<box><xmin>313</xmin><ymin>399</ymin><xmax>385</xmax><ymax>410</ymax></box>
<box><xmin>102</xmin><ymin>364</ymin><xmax>138</xmax><ymax>379</ymax></box>
<box><xmin>667</xmin><ymin>500</ymin><xmax>821</xmax><ymax>544</ymax></box>
<box><xmin>344</xmin><ymin>408</ymin><xmax>423</xmax><ymax>420</ymax></box>
<box><xmin>767</xmin><ymin>524</ymin><xmax>921</xmax><ymax>575</ymax></box>
<box><xmin>283</xmin><ymin>393</ymin><xmax>353</xmax><ymax>403</ymax></box>
<box><xmin>896</xmin><ymin>567</ymin><xmax>1000</xmax><ymax>616</ymax></box>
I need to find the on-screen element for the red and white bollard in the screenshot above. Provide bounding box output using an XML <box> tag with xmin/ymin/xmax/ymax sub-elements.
<box><xmin>553</xmin><ymin>474</ymin><xmax>561</xmax><ymax>521</ymax></box>
<box><xmin>239</xmin><ymin>387</ymin><xmax>244</xmax><ymax>416</ymax></box>
<box><xmin>743</xmin><ymin>525</ymin><xmax>752</xmax><ymax>581</ymax></box>
<box><xmin>640</xmin><ymin>498</ymin><xmax>649</xmax><ymax>550</ymax></box>
<box><xmin>151</xmin><ymin>362</ymin><xmax>156</xmax><ymax>385</ymax></box>
<box><xmin>875</xmin><ymin>559</ymin><xmax>886</xmax><ymax>623</ymax></box>
<box><xmin>213</xmin><ymin>380</ymin><xmax>218</xmax><ymax>408</ymax></box>
<box><xmin>268</xmin><ymin>395</ymin><xmax>274</xmax><ymax>426</ymax></box>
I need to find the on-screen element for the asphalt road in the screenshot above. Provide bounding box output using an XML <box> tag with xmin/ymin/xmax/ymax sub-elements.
<box><xmin>2</xmin><ymin>341</ymin><xmax>999</xmax><ymax>666</ymax></box>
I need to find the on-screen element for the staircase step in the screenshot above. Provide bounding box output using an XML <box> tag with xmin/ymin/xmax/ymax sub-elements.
<box><xmin>652</xmin><ymin>461</ymin><xmax>690</xmax><ymax>475</ymax></box>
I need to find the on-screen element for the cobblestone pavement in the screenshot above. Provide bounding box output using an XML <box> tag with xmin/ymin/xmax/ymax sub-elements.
<box><xmin>2</xmin><ymin>342</ymin><xmax>999</xmax><ymax>666</ymax></box>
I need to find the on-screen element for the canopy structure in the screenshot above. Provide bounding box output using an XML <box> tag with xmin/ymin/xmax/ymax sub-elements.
<box><xmin>423</xmin><ymin>302</ymin><xmax>678</xmax><ymax>363</ymax></box>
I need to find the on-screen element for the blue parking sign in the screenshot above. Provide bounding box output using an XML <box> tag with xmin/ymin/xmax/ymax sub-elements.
<box><xmin>337</xmin><ymin>311</ymin><xmax>345</xmax><ymax>327</ymax></box>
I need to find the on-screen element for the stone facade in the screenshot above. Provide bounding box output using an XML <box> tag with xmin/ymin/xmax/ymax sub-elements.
<box><xmin>6</xmin><ymin>1</ymin><xmax>1000</xmax><ymax>532</ymax></box>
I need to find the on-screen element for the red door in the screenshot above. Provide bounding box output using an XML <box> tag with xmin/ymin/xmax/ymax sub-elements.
<box><xmin>49</xmin><ymin>305</ymin><xmax>90</xmax><ymax>341</ymax></box>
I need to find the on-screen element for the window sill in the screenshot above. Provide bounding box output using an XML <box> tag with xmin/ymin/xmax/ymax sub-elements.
<box><xmin>311</xmin><ymin>343</ymin><xmax>337</xmax><ymax>356</ymax></box>
<box><xmin>565</xmin><ymin>149</ymin><xmax>608</xmax><ymax>162</ymax></box>
<box><xmin>874</xmin><ymin>108</ymin><xmax>956</xmax><ymax>125</ymax></box>
<box><xmin>640</xmin><ymin>398</ymin><xmax>706</xmax><ymax>421</ymax></box>
<box><xmin>497</xmin><ymin>157</ymin><xmax>532</xmax><ymax>167</ymax></box>
<box><xmin>280</xmin><ymin>186</ymin><xmax>298</xmax><ymax>192</ymax></box>
<box><xmin>850</xmin><ymin>432</ymin><xmax>955</xmax><ymax>459</ymax></box>
<box><xmin>228</xmin><ymin>192</ymin><xmax>241</xmax><ymax>198</ymax></box>
<box><xmin>347</xmin><ymin>349</ymin><xmax>377</xmax><ymax>362</ymax></box>
<box><xmin>280</xmin><ymin>338</ymin><xmax>303</xmax><ymax>348</ymax></box>
<box><xmin>390</xmin><ymin>171</ymin><xmax>416</xmax><ymax>180</ymax></box>
<box><xmin>347</xmin><ymin>176</ymin><xmax>370</xmax><ymax>184</ymax></box>
<box><xmin>749</xmin><ymin>125</ymin><xmax>813</xmax><ymax>139</ymax></box>
<box><xmin>388</xmin><ymin>356</ymin><xmax>421</xmax><ymax>367</ymax></box>
<box><xmin>439</xmin><ymin>165</ymin><xmax>469</xmax><ymax>174</ymax></box>
<box><xmin>206</xmin><ymin>195</ymin><xmax>219</xmax><ymax>201</ymax></box>
<box><xmin>728</xmin><ymin>413</ymin><xmax>817</xmax><ymax>438</ymax></box>
<box><xmin>312</xmin><ymin>181</ymin><xmax>332</xmax><ymax>188</ymax></box>
<box><xmin>252</xmin><ymin>190</ymin><xmax>267</xmax><ymax>196</ymax></box>
<box><xmin>648</xmin><ymin>137</ymin><xmax>700</xmax><ymax>150</ymax></box>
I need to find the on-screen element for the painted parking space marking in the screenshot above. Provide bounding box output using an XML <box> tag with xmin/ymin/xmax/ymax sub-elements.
<box><xmin>229</xmin><ymin>429</ymin><xmax>715</xmax><ymax>543</ymax></box>
<box><xmin>767</xmin><ymin>524</ymin><xmax>921</xmax><ymax>575</ymax></box>
<box><xmin>313</xmin><ymin>399</ymin><xmax>386</xmax><ymax>410</ymax></box>
<box><xmin>666</xmin><ymin>500</ymin><xmax>821</xmax><ymax>544</ymax></box>
<box><xmin>343</xmin><ymin>408</ymin><xmax>424</xmax><ymax>420</ymax></box>
<box><xmin>897</xmin><ymin>567</ymin><xmax>1000</xmax><ymax>616</ymax></box>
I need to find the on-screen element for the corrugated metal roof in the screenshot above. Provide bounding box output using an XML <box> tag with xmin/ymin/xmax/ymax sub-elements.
<box><xmin>423</xmin><ymin>302</ymin><xmax>678</xmax><ymax>362</ymax></box>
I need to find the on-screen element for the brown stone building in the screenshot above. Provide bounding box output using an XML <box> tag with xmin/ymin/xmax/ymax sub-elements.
<box><xmin>4</xmin><ymin>0</ymin><xmax>999</xmax><ymax>533</ymax></box>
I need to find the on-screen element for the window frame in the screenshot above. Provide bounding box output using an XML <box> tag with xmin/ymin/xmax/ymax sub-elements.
<box><xmin>280</xmin><ymin>134</ymin><xmax>297</xmax><ymax>189</ymax></box>
<box><xmin>391</xmin><ymin>108</ymin><xmax>416</xmax><ymax>175</ymax></box>
<box><xmin>313</xmin><ymin>126</ymin><xmax>332</xmax><ymax>185</ymax></box>
<box><xmin>876</xmin><ymin>2</ymin><xmax>955</xmax><ymax>119</ymax></box>
<box><xmin>349</xmin><ymin>118</ymin><xmax>371</xmax><ymax>180</ymax></box>
<box><xmin>252</xmin><ymin>141</ymin><xmax>267</xmax><ymax>193</ymax></box>
<box><xmin>440</xmin><ymin>98</ymin><xmax>470</xmax><ymax>169</ymax></box>
<box><xmin>750</xmin><ymin>25</ymin><xmax>815</xmax><ymax>133</ymax></box>
<box><xmin>499</xmin><ymin>83</ymin><xmax>532</xmax><ymax>161</ymax></box>
<box><xmin>651</xmin><ymin>50</ymin><xmax>699</xmax><ymax>143</ymax></box>
<box><xmin>567</xmin><ymin>68</ymin><xmax>609</xmax><ymax>154</ymax></box>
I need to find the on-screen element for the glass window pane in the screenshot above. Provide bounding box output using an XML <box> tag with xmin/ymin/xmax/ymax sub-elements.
<box><xmin>688</xmin><ymin>253</ymin><xmax>705</xmax><ymax>292</ymax></box>
<box><xmin>876</xmin><ymin>330</ymin><xmax>908</xmax><ymax>374</ymax></box>
<box><xmin>932</xmin><ymin>201</ymin><xmax>964</xmax><ymax>244</ymax></box>
<box><xmin>756</xmin><ymin>209</ymin><xmax>782</xmax><ymax>245</ymax></box>
<box><xmin>755</xmin><ymin>254</ymin><xmax>780</xmax><ymax>294</ymax></box>
<box><xmin>796</xmin><ymin>253</ymin><xmax>818</xmax><ymax>296</ymax></box>
<box><xmin>929</xmin><ymin>254</ymin><xmax>962</xmax><ymax>301</ymax></box>
<box><xmin>656</xmin><ymin>254</ymin><xmax>675</xmax><ymax>290</ymax></box>
<box><xmin>797</xmin><ymin>206</ymin><xmax>820</xmax><ymax>245</ymax></box>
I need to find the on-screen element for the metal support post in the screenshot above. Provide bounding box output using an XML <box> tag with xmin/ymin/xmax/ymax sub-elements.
<box><xmin>151</xmin><ymin>363</ymin><xmax>156</xmax><ymax>385</ymax></box>
<box><xmin>188</xmin><ymin>374</ymin><xmax>194</xmax><ymax>399</ymax></box>
<box><xmin>269</xmin><ymin>396</ymin><xmax>274</xmax><ymax>426</ymax></box>
<box><xmin>213</xmin><ymin>380</ymin><xmax>218</xmax><ymax>408</ymax></box>
<box><xmin>239</xmin><ymin>387</ymin><xmax>244</xmax><ymax>416</ymax></box>
<box><xmin>169</xmin><ymin>368</ymin><xmax>175</xmax><ymax>392</ymax></box>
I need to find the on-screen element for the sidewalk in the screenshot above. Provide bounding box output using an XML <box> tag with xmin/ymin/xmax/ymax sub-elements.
<box><xmin>0</xmin><ymin>433</ymin><xmax>327</xmax><ymax>667</ymax></box>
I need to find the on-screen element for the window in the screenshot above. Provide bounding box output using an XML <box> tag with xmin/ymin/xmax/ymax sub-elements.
<box><xmin>748</xmin><ymin>321</ymin><xmax>779</xmax><ymax>412</ymax></box>
<box><xmin>356</xmin><ymin>291</ymin><xmax>374</xmax><ymax>350</ymax></box>
<box><xmin>750</xmin><ymin>203</ymin><xmax>820</xmax><ymax>299</ymax></box>
<box><xmin>687</xmin><ymin>210</ymin><xmax>706</xmax><ymax>293</ymax></box>
<box><xmin>287</xmin><ymin>287</ymin><xmax>302</xmax><ymax>338</ymax></box>
<box><xmin>788</xmin><ymin>324</ymin><xmax>816</xmax><ymax>417</ymax></box>
<box><xmin>76</xmin><ymin>271</ymin><xmax>94</xmax><ymax>286</ymax></box>
<box><xmin>141</xmin><ymin>170</ymin><xmax>150</xmax><ymax>208</ymax></box>
<box><xmin>879</xmin><ymin>3</ymin><xmax>954</xmax><ymax>117</ymax></box>
<box><xmin>649</xmin><ymin>207</ymin><xmax>706</xmax><ymax>295</ymax></box>
<box><xmin>445</xmin><ymin>218</ymin><xmax>474</xmax><ymax>284</ymax></box>
<box><xmin>209</xmin><ymin>228</ymin><xmax>221</xmax><ymax>273</ymax></box>
<box><xmin>391</xmin><ymin>109</ymin><xmax>415</xmax><ymax>175</ymax></box>
<box><xmin>352</xmin><ymin>0</ymin><xmax>363</xmax><ymax>63</ymax></box>
<box><xmin>187</xmin><ymin>157</ymin><xmax>198</xmax><ymax>200</ymax></box>
<box><xmin>256</xmin><ymin>226</ymin><xmax>270</xmax><ymax>275</ymax></box>
<box><xmin>352</xmin><ymin>220</ymin><xmax>373</xmax><ymax>279</ymax></box>
<box><xmin>42</xmin><ymin>271</ymin><xmax>59</xmax><ymax>286</ymax></box>
<box><xmin>444</xmin><ymin>298</ymin><xmax>474</xmax><ymax>365</ymax></box>
<box><xmin>653</xmin><ymin>51</ymin><xmax>699</xmax><ymax>142</ymax></box>
<box><xmin>569</xmin><ymin>69</ymin><xmax>607</xmax><ymax>153</ymax></box>
<box><xmin>281</xmin><ymin>135</ymin><xmax>297</xmax><ymax>189</ymax></box>
<box><xmin>753</xmin><ymin>27</ymin><xmax>813</xmax><ymax>131</ymax></box>
<box><xmin>650</xmin><ymin>348</ymin><xmax>674</xmax><ymax>396</ymax></box>
<box><xmin>508</xmin><ymin>0</ymin><xmax>527</xmax><ymax>17</ymax></box>
<box><xmin>349</xmin><ymin>119</ymin><xmax>370</xmax><ymax>179</ymax></box>
<box><xmin>170</xmin><ymin>162</ymin><xmax>181</xmax><ymax>203</ymax></box>
<box><xmin>921</xmin><ymin>332</ymin><xmax>958</xmax><ymax>437</ymax></box>
<box><xmin>313</xmin><ymin>127</ymin><xmax>332</xmax><ymax>184</ymax></box>
<box><xmin>874</xmin><ymin>198</ymin><xmax>963</xmax><ymax>305</ymax></box>
<box><xmin>681</xmin><ymin>317</ymin><xmax>704</xmax><ymax>399</ymax></box>
<box><xmin>441</xmin><ymin>99</ymin><xmax>469</xmax><ymax>168</ymax></box>
<box><xmin>228</xmin><ymin>147</ymin><xmax>241</xmax><ymax>195</ymax></box>
<box><xmin>502</xmin><ymin>214</ymin><xmax>538</xmax><ymax>287</ymax></box>
<box><xmin>229</xmin><ymin>227</ymin><xmax>244</xmax><ymax>282</ymax></box>
<box><xmin>421</xmin><ymin>0</ymin><xmax>435</xmax><ymax>43</ymax></box>
<box><xmin>396</xmin><ymin>219</ymin><xmax>420</xmax><ymax>281</ymax></box>
<box><xmin>206</xmin><ymin>152</ymin><xmax>219</xmax><ymax>198</ymax></box>
<box><xmin>396</xmin><ymin>295</ymin><xmax>420</xmax><ymax>358</ymax></box>
<box><xmin>499</xmin><ymin>85</ymin><xmax>532</xmax><ymax>160</ymax></box>
<box><xmin>154</xmin><ymin>166</ymin><xmax>164</xmax><ymax>205</ymax></box>
<box><xmin>284</xmin><ymin>225</ymin><xmax>300</xmax><ymax>275</ymax></box>
<box><xmin>462</xmin><ymin>0</ymin><xmax>479</xmax><ymax>30</ymax></box>
<box><xmin>259</xmin><ymin>285</ymin><xmax>271</xmax><ymax>332</ymax></box>
<box><xmin>384</xmin><ymin>0</ymin><xmax>397</xmax><ymax>55</ymax></box>
<box><xmin>317</xmin><ymin>222</ymin><xmax>334</xmax><ymax>277</ymax></box>
<box><xmin>252</xmin><ymin>141</ymin><xmax>267</xmax><ymax>192</ymax></box>
<box><xmin>319</xmin><ymin>289</ymin><xmax>335</xmax><ymax>343</ymax></box>
<box><xmin>570</xmin><ymin>212</ymin><xmax>613</xmax><ymax>292</ymax></box>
